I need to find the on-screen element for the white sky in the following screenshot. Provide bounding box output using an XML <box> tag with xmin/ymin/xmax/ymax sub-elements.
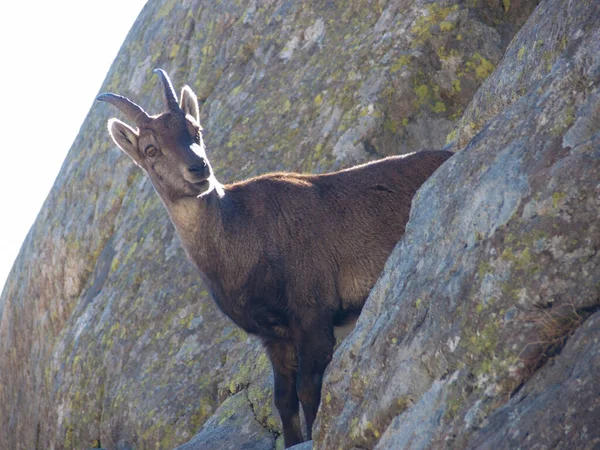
<box><xmin>0</xmin><ymin>1</ymin><xmax>147</xmax><ymax>293</ymax></box>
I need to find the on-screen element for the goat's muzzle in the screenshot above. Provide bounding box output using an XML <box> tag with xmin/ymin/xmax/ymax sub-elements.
<box><xmin>183</xmin><ymin>158</ymin><xmax>209</xmax><ymax>184</ymax></box>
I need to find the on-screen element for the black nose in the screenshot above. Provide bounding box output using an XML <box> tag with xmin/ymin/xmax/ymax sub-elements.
<box><xmin>187</xmin><ymin>158</ymin><xmax>207</xmax><ymax>175</ymax></box>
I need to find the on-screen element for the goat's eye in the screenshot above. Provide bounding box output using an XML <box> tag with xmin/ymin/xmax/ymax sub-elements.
<box><xmin>145</xmin><ymin>146</ymin><xmax>158</xmax><ymax>158</ymax></box>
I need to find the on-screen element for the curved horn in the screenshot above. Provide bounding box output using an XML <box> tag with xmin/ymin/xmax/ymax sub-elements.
<box><xmin>96</xmin><ymin>93</ymin><xmax>149</xmax><ymax>124</ymax></box>
<box><xmin>154</xmin><ymin>68</ymin><xmax>180</xmax><ymax>112</ymax></box>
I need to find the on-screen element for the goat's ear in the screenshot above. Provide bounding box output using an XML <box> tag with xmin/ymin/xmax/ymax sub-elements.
<box><xmin>180</xmin><ymin>85</ymin><xmax>200</xmax><ymax>124</ymax></box>
<box><xmin>107</xmin><ymin>118</ymin><xmax>142</xmax><ymax>165</ymax></box>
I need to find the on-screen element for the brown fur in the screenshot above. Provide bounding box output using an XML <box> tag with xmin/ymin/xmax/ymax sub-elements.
<box><xmin>97</xmin><ymin>69</ymin><xmax>452</xmax><ymax>447</ymax></box>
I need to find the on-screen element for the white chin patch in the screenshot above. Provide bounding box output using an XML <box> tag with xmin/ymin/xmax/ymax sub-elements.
<box><xmin>198</xmin><ymin>177</ymin><xmax>224</xmax><ymax>199</ymax></box>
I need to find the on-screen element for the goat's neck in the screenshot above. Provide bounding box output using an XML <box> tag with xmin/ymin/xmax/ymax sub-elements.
<box><xmin>159</xmin><ymin>180</ymin><xmax>225</xmax><ymax>271</ymax></box>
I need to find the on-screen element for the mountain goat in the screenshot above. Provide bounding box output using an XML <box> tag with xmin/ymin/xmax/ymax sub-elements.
<box><xmin>97</xmin><ymin>69</ymin><xmax>452</xmax><ymax>447</ymax></box>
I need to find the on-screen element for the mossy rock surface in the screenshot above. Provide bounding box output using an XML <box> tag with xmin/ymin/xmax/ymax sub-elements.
<box><xmin>0</xmin><ymin>0</ymin><xmax>547</xmax><ymax>449</ymax></box>
<box><xmin>448</xmin><ymin>0</ymin><xmax>600</xmax><ymax>149</ymax></box>
<box><xmin>316</xmin><ymin>0</ymin><xmax>600</xmax><ymax>448</ymax></box>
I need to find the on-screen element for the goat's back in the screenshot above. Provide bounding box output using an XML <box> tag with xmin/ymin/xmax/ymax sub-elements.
<box><xmin>310</xmin><ymin>150</ymin><xmax>452</xmax><ymax>307</ymax></box>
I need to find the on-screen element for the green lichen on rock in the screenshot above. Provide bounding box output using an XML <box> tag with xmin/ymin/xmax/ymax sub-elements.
<box><xmin>315</xmin><ymin>0</ymin><xmax>600</xmax><ymax>448</ymax></box>
<box><xmin>410</xmin><ymin>3</ymin><xmax>460</xmax><ymax>45</ymax></box>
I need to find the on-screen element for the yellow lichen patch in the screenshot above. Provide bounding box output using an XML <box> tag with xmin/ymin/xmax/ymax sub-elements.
<box><xmin>446</xmin><ymin>129</ymin><xmax>457</xmax><ymax>145</ymax></box>
<box><xmin>64</xmin><ymin>425</ymin><xmax>74</xmax><ymax>448</ymax></box>
<box><xmin>169</xmin><ymin>44</ymin><xmax>181</xmax><ymax>59</ymax></box>
<box><xmin>123</xmin><ymin>241</ymin><xmax>139</xmax><ymax>265</ymax></box>
<box><xmin>440</xmin><ymin>21</ymin><xmax>455</xmax><ymax>32</ymax></box>
<box><xmin>542</xmin><ymin>50</ymin><xmax>555</xmax><ymax>71</ymax></box>
<box><xmin>365</xmin><ymin>421</ymin><xmax>381</xmax><ymax>438</ymax></box>
<box><xmin>314</xmin><ymin>93</ymin><xmax>324</xmax><ymax>107</ymax></box>
<box><xmin>179</xmin><ymin>313</ymin><xmax>195</xmax><ymax>329</ymax></box>
<box><xmin>468</xmin><ymin>321</ymin><xmax>499</xmax><ymax>357</ymax></box>
<box><xmin>108</xmin><ymin>323</ymin><xmax>121</xmax><ymax>337</ymax></box>
<box><xmin>411</xmin><ymin>3</ymin><xmax>460</xmax><ymax>45</ymax></box>
<box><xmin>349</xmin><ymin>416</ymin><xmax>360</xmax><ymax>439</ymax></box>
<box><xmin>110</xmin><ymin>256</ymin><xmax>120</xmax><ymax>273</ymax></box>
<box><xmin>501</xmin><ymin>246</ymin><xmax>538</xmax><ymax>274</ymax></box>
<box><xmin>445</xmin><ymin>394</ymin><xmax>463</xmax><ymax>420</ymax></box>
<box><xmin>460</xmin><ymin>53</ymin><xmax>496</xmax><ymax>82</ymax></box>
<box><xmin>472</xmin><ymin>53</ymin><xmax>496</xmax><ymax>80</ymax></box>
<box><xmin>451</xmin><ymin>78</ymin><xmax>462</xmax><ymax>95</ymax></box>
<box><xmin>432</xmin><ymin>101</ymin><xmax>447</xmax><ymax>113</ymax></box>
<box><xmin>359</xmin><ymin>106</ymin><xmax>371</xmax><ymax>117</ymax></box>
<box><xmin>559</xmin><ymin>35</ymin><xmax>568</xmax><ymax>51</ymax></box>
<box><xmin>390</xmin><ymin>54</ymin><xmax>412</xmax><ymax>73</ymax></box>
<box><xmin>437</xmin><ymin>45</ymin><xmax>459</xmax><ymax>62</ymax></box>
<box><xmin>552</xmin><ymin>191</ymin><xmax>567</xmax><ymax>208</ymax></box>
<box><xmin>155</xmin><ymin>0</ymin><xmax>177</xmax><ymax>20</ymax></box>
<box><xmin>383</xmin><ymin>118</ymin><xmax>398</xmax><ymax>133</ymax></box>
<box><xmin>397</xmin><ymin>397</ymin><xmax>410</xmax><ymax>410</ymax></box>
<box><xmin>412</xmin><ymin>78</ymin><xmax>448</xmax><ymax>115</ymax></box>
<box><xmin>414</xmin><ymin>84</ymin><xmax>431</xmax><ymax>106</ymax></box>
<box><xmin>283</xmin><ymin>98</ymin><xmax>291</xmax><ymax>113</ymax></box>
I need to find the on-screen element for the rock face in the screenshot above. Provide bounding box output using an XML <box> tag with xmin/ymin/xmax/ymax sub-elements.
<box><xmin>3</xmin><ymin>0</ymin><xmax>599</xmax><ymax>449</ymax></box>
<box><xmin>316</xmin><ymin>0</ymin><xmax>600</xmax><ymax>448</ymax></box>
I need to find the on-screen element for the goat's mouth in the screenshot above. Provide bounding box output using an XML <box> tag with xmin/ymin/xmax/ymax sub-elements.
<box><xmin>184</xmin><ymin>174</ymin><xmax>209</xmax><ymax>186</ymax></box>
<box><xmin>186</xmin><ymin>178</ymin><xmax>210</xmax><ymax>195</ymax></box>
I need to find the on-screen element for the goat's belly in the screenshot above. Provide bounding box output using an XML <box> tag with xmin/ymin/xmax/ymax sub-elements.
<box><xmin>337</xmin><ymin>258</ymin><xmax>385</xmax><ymax>310</ymax></box>
<box><xmin>338</xmin><ymin>276</ymin><xmax>376</xmax><ymax>310</ymax></box>
<box><xmin>333</xmin><ymin>314</ymin><xmax>359</xmax><ymax>341</ymax></box>
<box><xmin>237</xmin><ymin>319</ymin><xmax>291</xmax><ymax>341</ymax></box>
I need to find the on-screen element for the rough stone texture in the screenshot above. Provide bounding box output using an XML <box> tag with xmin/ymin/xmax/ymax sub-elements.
<box><xmin>288</xmin><ymin>442</ymin><xmax>313</xmax><ymax>450</ymax></box>
<box><xmin>0</xmin><ymin>0</ymin><xmax>545</xmax><ymax>449</ymax></box>
<box><xmin>173</xmin><ymin>392</ymin><xmax>276</xmax><ymax>450</ymax></box>
<box><xmin>465</xmin><ymin>311</ymin><xmax>600</xmax><ymax>450</ymax></box>
<box><xmin>315</xmin><ymin>0</ymin><xmax>600</xmax><ymax>448</ymax></box>
<box><xmin>448</xmin><ymin>0</ymin><xmax>600</xmax><ymax>149</ymax></box>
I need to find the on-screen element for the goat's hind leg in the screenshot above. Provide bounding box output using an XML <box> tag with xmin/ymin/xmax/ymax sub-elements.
<box><xmin>295</xmin><ymin>317</ymin><xmax>336</xmax><ymax>439</ymax></box>
<box><xmin>263</xmin><ymin>338</ymin><xmax>303</xmax><ymax>447</ymax></box>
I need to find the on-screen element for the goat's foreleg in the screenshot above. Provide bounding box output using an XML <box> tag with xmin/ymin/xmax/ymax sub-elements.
<box><xmin>264</xmin><ymin>338</ymin><xmax>303</xmax><ymax>447</ymax></box>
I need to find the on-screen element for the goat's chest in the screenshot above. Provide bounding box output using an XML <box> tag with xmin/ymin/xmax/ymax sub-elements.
<box><xmin>201</xmin><ymin>263</ymin><xmax>290</xmax><ymax>340</ymax></box>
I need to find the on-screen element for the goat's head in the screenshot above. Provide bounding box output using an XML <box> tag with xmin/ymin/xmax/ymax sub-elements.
<box><xmin>98</xmin><ymin>69</ymin><xmax>215</xmax><ymax>201</ymax></box>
